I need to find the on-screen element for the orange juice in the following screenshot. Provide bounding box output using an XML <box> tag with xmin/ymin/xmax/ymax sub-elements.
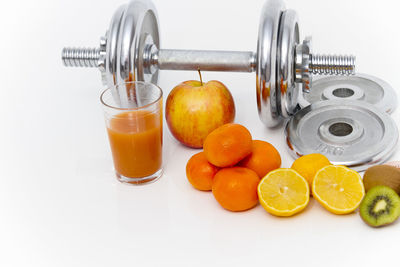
<box><xmin>107</xmin><ymin>110</ymin><xmax>162</xmax><ymax>178</ymax></box>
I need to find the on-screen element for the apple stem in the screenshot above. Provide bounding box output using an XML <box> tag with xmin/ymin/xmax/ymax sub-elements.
<box><xmin>197</xmin><ymin>68</ymin><xmax>203</xmax><ymax>86</ymax></box>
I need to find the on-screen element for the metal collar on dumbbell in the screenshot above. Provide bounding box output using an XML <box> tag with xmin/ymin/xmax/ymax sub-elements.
<box><xmin>285</xmin><ymin>100</ymin><xmax>398</xmax><ymax>171</ymax></box>
<box><xmin>61</xmin><ymin>0</ymin><xmax>356</xmax><ymax>128</ymax></box>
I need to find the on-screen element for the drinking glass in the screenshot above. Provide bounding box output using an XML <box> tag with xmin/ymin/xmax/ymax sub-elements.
<box><xmin>100</xmin><ymin>81</ymin><xmax>163</xmax><ymax>185</ymax></box>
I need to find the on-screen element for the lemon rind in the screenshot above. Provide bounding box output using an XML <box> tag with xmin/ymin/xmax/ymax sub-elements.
<box><xmin>258</xmin><ymin>169</ymin><xmax>310</xmax><ymax>217</ymax></box>
<box><xmin>312</xmin><ymin>165</ymin><xmax>365</xmax><ymax>215</ymax></box>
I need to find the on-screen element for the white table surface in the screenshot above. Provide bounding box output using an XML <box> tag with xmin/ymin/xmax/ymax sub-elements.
<box><xmin>1</xmin><ymin>0</ymin><xmax>400</xmax><ymax>266</ymax></box>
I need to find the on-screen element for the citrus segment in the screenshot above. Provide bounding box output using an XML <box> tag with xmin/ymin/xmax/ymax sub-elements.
<box><xmin>258</xmin><ymin>168</ymin><xmax>310</xmax><ymax>217</ymax></box>
<box><xmin>312</xmin><ymin>165</ymin><xmax>365</xmax><ymax>214</ymax></box>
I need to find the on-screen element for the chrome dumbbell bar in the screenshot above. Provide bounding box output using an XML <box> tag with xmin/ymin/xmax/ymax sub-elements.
<box><xmin>61</xmin><ymin>0</ymin><xmax>356</xmax><ymax>127</ymax></box>
<box><xmin>62</xmin><ymin>48</ymin><xmax>355</xmax><ymax>75</ymax></box>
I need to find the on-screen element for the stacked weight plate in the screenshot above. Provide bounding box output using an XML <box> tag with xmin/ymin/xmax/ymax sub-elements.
<box><xmin>285</xmin><ymin>74</ymin><xmax>399</xmax><ymax>171</ymax></box>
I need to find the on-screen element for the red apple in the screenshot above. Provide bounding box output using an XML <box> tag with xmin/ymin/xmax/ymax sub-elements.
<box><xmin>166</xmin><ymin>73</ymin><xmax>235</xmax><ymax>148</ymax></box>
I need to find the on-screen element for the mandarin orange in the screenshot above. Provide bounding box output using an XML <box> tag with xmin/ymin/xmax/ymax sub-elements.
<box><xmin>186</xmin><ymin>152</ymin><xmax>219</xmax><ymax>191</ymax></box>
<box><xmin>239</xmin><ymin>140</ymin><xmax>281</xmax><ymax>178</ymax></box>
<box><xmin>203</xmin><ymin>123</ymin><xmax>252</xmax><ymax>167</ymax></box>
<box><xmin>212</xmin><ymin>167</ymin><xmax>259</xmax><ymax>211</ymax></box>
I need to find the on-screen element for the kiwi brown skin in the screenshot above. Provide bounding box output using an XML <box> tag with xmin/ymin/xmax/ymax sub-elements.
<box><xmin>363</xmin><ymin>165</ymin><xmax>400</xmax><ymax>194</ymax></box>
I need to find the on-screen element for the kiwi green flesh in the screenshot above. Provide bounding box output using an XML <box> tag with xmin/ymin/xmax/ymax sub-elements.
<box><xmin>359</xmin><ymin>186</ymin><xmax>400</xmax><ymax>227</ymax></box>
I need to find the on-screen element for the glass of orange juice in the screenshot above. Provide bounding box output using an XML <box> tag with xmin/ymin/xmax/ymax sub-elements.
<box><xmin>101</xmin><ymin>81</ymin><xmax>163</xmax><ymax>185</ymax></box>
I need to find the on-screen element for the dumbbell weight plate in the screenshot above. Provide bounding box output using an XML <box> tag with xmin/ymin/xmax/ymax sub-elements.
<box><xmin>115</xmin><ymin>0</ymin><xmax>160</xmax><ymax>86</ymax></box>
<box><xmin>256</xmin><ymin>0</ymin><xmax>285</xmax><ymax>127</ymax></box>
<box><xmin>285</xmin><ymin>100</ymin><xmax>398</xmax><ymax>172</ymax></box>
<box><xmin>105</xmin><ymin>4</ymin><xmax>127</xmax><ymax>103</ymax></box>
<box><xmin>298</xmin><ymin>74</ymin><xmax>397</xmax><ymax>114</ymax></box>
<box><xmin>106</xmin><ymin>4</ymin><xmax>127</xmax><ymax>88</ymax></box>
<box><xmin>277</xmin><ymin>9</ymin><xmax>300</xmax><ymax>118</ymax></box>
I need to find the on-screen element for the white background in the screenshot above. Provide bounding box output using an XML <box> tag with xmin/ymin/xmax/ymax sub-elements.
<box><xmin>1</xmin><ymin>0</ymin><xmax>400</xmax><ymax>266</ymax></box>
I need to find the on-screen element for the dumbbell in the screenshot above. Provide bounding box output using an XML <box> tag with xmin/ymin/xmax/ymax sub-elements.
<box><xmin>61</xmin><ymin>0</ymin><xmax>355</xmax><ymax>127</ymax></box>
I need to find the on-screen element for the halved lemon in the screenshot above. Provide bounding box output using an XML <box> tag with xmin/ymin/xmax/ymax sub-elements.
<box><xmin>312</xmin><ymin>165</ymin><xmax>365</xmax><ymax>215</ymax></box>
<box><xmin>258</xmin><ymin>168</ymin><xmax>310</xmax><ymax>217</ymax></box>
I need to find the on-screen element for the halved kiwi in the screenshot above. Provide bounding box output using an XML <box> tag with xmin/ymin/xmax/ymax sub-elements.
<box><xmin>359</xmin><ymin>185</ymin><xmax>400</xmax><ymax>227</ymax></box>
